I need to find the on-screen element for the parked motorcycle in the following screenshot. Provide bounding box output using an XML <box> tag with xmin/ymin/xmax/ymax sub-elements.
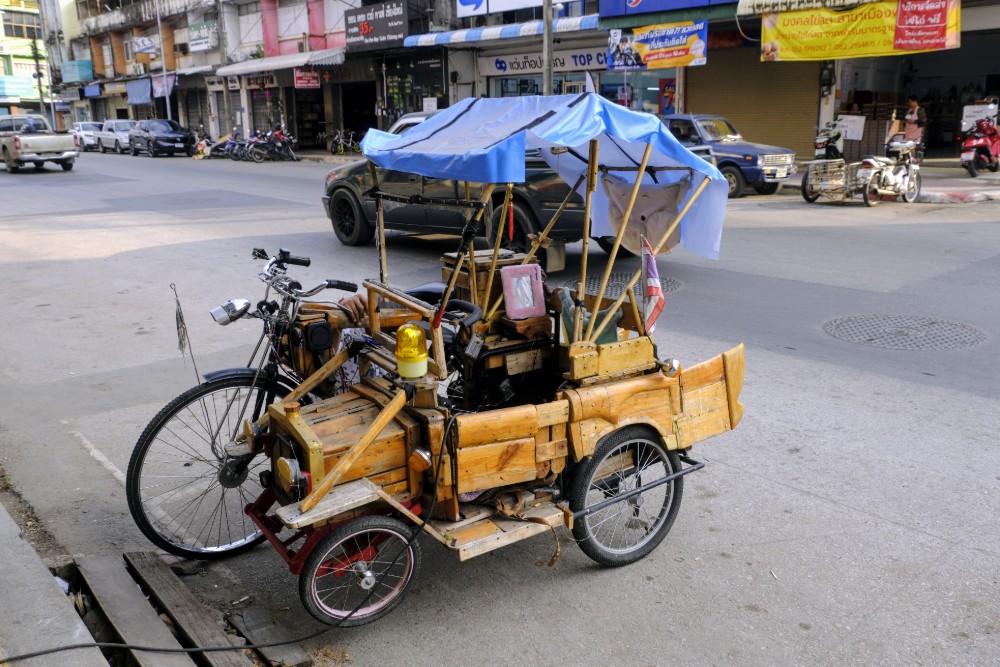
<box><xmin>857</xmin><ymin>135</ymin><xmax>921</xmax><ymax>207</ymax></box>
<box><xmin>814</xmin><ymin>121</ymin><xmax>843</xmax><ymax>159</ymax></box>
<box><xmin>960</xmin><ymin>116</ymin><xmax>1000</xmax><ymax>177</ymax></box>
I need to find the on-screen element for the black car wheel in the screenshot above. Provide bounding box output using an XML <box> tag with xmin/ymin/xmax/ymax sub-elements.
<box><xmin>488</xmin><ymin>201</ymin><xmax>540</xmax><ymax>257</ymax></box>
<box><xmin>98</xmin><ymin>141</ymin><xmax>106</xmax><ymax>154</ymax></box>
<box><xmin>115</xmin><ymin>140</ymin><xmax>124</xmax><ymax>154</ymax></box>
<box><xmin>721</xmin><ymin>165</ymin><xmax>745</xmax><ymax>198</ymax></box>
<box><xmin>330</xmin><ymin>189</ymin><xmax>374</xmax><ymax>246</ymax></box>
<box><xmin>593</xmin><ymin>236</ymin><xmax>636</xmax><ymax>258</ymax></box>
<box><xmin>148</xmin><ymin>141</ymin><xmax>158</xmax><ymax>158</ymax></box>
<box><xmin>130</xmin><ymin>142</ymin><xmax>139</xmax><ymax>156</ymax></box>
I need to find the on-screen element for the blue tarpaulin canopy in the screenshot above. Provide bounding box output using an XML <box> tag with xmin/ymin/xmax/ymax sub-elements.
<box><xmin>361</xmin><ymin>93</ymin><xmax>729</xmax><ymax>259</ymax></box>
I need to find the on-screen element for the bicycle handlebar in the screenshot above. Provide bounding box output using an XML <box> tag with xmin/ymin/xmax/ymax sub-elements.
<box><xmin>255</xmin><ymin>249</ymin><xmax>357</xmax><ymax>301</ymax></box>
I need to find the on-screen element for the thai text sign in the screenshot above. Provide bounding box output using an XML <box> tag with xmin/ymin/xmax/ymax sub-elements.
<box><xmin>760</xmin><ymin>0</ymin><xmax>960</xmax><ymax>61</ymax></box>
<box><xmin>189</xmin><ymin>21</ymin><xmax>217</xmax><ymax>52</ymax></box>
<box><xmin>294</xmin><ymin>68</ymin><xmax>321</xmax><ymax>89</ymax></box>
<box><xmin>345</xmin><ymin>1</ymin><xmax>407</xmax><ymax>53</ymax></box>
<box><xmin>608</xmin><ymin>21</ymin><xmax>707</xmax><ymax>71</ymax></box>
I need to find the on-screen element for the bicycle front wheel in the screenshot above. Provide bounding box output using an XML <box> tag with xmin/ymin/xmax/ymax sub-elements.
<box><xmin>126</xmin><ymin>375</ymin><xmax>291</xmax><ymax>559</ymax></box>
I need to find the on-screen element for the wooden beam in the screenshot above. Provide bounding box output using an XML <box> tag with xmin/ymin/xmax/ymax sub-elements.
<box><xmin>574</xmin><ymin>139</ymin><xmax>600</xmax><ymax>342</ymax></box>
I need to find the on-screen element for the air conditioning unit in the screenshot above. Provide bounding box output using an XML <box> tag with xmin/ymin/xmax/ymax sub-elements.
<box><xmin>128</xmin><ymin>62</ymin><xmax>147</xmax><ymax>76</ymax></box>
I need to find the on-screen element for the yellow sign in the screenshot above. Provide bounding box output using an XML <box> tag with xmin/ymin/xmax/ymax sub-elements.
<box><xmin>761</xmin><ymin>0</ymin><xmax>961</xmax><ymax>61</ymax></box>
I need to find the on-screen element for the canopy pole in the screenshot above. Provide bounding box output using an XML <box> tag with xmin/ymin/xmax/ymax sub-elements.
<box><xmin>368</xmin><ymin>161</ymin><xmax>388</xmax><ymax>284</ymax></box>
<box><xmin>484</xmin><ymin>174</ymin><xmax>585</xmax><ymax>324</ymax></box>
<box><xmin>573</xmin><ymin>139</ymin><xmax>600</xmax><ymax>342</ymax></box>
<box><xmin>464</xmin><ymin>181</ymin><xmax>477</xmax><ymax>308</ymax></box>
<box><xmin>584</xmin><ymin>142</ymin><xmax>653</xmax><ymax>342</ymax></box>
<box><xmin>587</xmin><ymin>174</ymin><xmax>710</xmax><ymax>344</ymax></box>
<box><xmin>434</xmin><ymin>184</ymin><xmax>497</xmax><ymax>328</ymax></box>
<box><xmin>481</xmin><ymin>184</ymin><xmax>512</xmax><ymax>319</ymax></box>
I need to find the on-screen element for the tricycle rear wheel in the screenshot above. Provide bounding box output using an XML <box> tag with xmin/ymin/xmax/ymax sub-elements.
<box><xmin>569</xmin><ymin>425</ymin><xmax>683</xmax><ymax>567</ymax></box>
<box><xmin>299</xmin><ymin>516</ymin><xmax>421</xmax><ymax>626</ymax></box>
<box><xmin>800</xmin><ymin>171</ymin><xmax>820</xmax><ymax>203</ymax></box>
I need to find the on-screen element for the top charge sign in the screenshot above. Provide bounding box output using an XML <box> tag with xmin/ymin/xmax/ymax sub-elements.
<box><xmin>479</xmin><ymin>47</ymin><xmax>606</xmax><ymax>76</ymax></box>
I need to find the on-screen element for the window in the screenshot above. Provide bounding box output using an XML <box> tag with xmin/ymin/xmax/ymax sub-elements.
<box><xmin>237</xmin><ymin>2</ymin><xmax>259</xmax><ymax>16</ymax></box>
<box><xmin>2</xmin><ymin>11</ymin><xmax>42</xmax><ymax>40</ymax></box>
<box><xmin>0</xmin><ymin>118</ymin><xmax>14</xmax><ymax>133</ymax></box>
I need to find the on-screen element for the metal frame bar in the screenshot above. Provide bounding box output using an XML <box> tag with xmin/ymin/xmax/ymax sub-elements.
<box><xmin>572</xmin><ymin>453</ymin><xmax>705</xmax><ymax>520</ymax></box>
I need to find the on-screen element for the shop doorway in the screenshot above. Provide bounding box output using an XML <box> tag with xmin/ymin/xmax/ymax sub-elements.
<box><xmin>292</xmin><ymin>88</ymin><xmax>325</xmax><ymax>148</ymax></box>
<box><xmin>342</xmin><ymin>82</ymin><xmax>376</xmax><ymax>138</ymax></box>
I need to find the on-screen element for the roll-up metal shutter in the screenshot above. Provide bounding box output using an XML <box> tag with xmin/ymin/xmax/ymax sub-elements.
<box><xmin>184</xmin><ymin>89</ymin><xmax>210</xmax><ymax>131</ymax></box>
<box><xmin>686</xmin><ymin>46</ymin><xmax>819</xmax><ymax>159</ymax></box>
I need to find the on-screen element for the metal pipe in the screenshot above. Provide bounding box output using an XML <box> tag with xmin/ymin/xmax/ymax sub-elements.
<box><xmin>572</xmin><ymin>457</ymin><xmax>704</xmax><ymax>520</ymax></box>
<box><xmin>154</xmin><ymin>0</ymin><xmax>172</xmax><ymax>120</ymax></box>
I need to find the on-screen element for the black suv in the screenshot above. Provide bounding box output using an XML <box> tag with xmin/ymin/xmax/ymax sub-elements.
<box><xmin>129</xmin><ymin>119</ymin><xmax>195</xmax><ymax>157</ymax></box>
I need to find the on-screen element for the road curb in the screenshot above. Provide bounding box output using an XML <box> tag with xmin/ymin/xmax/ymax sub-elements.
<box><xmin>918</xmin><ymin>191</ymin><xmax>1000</xmax><ymax>204</ymax></box>
<box><xmin>0</xmin><ymin>503</ymin><xmax>108</xmax><ymax>666</ymax></box>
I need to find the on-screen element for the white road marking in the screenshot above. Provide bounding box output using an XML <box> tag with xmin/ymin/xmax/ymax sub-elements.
<box><xmin>70</xmin><ymin>430</ymin><xmax>126</xmax><ymax>486</ymax></box>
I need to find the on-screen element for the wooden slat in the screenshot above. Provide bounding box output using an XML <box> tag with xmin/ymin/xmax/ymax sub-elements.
<box><xmin>457</xmin><ymin>503</ymin><xmax>565</xmax><ymax>561</ymax></box>
<box><xmin>455</xmin><ymin>437</ymin><xmax>537</xmax><ymax>494</ymax></box>
<box><xmin>76</xmin><ymin>556</ymin><xmax>195</xmax><ymax>667</ymax></box>
<box><xmin>123</xmin><ymin>553</ymin><xmax>253</xmax><ymax>667</ymax></box>
<box><xmin>226</xmin><ymin>608</ymin><xmax>310</xmax><ymax>667</ymax></box>
<box><xmin>276</xmin><ymin>478</ymin><xmax>381</xmax><ymax>529</ymax></box>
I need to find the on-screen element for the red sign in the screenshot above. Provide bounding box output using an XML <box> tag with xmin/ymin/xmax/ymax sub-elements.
<box><xmin>294</xmin><ymin>68</ymin><xmax>321</xmax><ymax>89</ymax></box>
<box><xmin>894</xmin><ymin>0</ymin><xmax>948</xmax><ymax>51</ymax></box>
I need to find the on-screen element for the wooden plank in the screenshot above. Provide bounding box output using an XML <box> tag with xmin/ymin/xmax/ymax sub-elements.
<box><xmin>455</xmin><ymin>405</ymin><xmax>538</xmax><ymax>447</ymax></box>
<box><xmin>722</xmin><ymin>343</ymin><xmax>746</xmax><ymax>429</ymax></box>
<box><xmin>535</xmin><ymin>438</ymin><xmax>568</xmax><ymax>462</ymax></box>
<box><xmin>75</xmin><ymin>556</ymin><xmax>195</xmax><ymax>667</ymax></box>
<box><xmin>277</xmin><ymin>478</ymin><xmax>381</xmax><ymax>529</ymax></box>
<box><xmin>596</xmin><ymin>336</ymin><xmax>656</xmax><ymax>376</ymax></box>
<box><xmin>123</xmin><ymin>552</ymin><xmax>253</xmax><ymax>667</ymax></box>
<box><xmin>455</xmin><ymin>438</ymin><xmax>537</xmax><ymax>494</ymax></box>
<box><xmin>226</xmin><ymin>607</ymin><xmax>311</xmax><ymax>667</ymax></box>
<box><xmin>457</xmin><ymin>503</ymin><xmax>565</xmax><ymax>561</ymax></box>
<box><xmin>536</xmin><ymin>400</ymin><xmax>569</xmax><ymax>428</ymax></box>
<box><xmin>675</xmin><ymin>405</ymin><xmax>732</xmax><ymax>448</ymax></box>
<box><xmin>679</xmin><ymin>354</ymin><xmax>726</xmax><ymax>392</ymax></box>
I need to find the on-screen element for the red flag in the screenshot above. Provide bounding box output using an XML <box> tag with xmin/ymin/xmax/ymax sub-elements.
<box><xmin>642</xmin><ymin>237</ymin><xmax>664</xmax><ymax>333</ymax></box>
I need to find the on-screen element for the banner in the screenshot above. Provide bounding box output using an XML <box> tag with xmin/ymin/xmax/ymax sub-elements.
<box><xmin>760</xmin><ymin>0</ymin><xmax>960</xmax><ymax>61</ymax></box>
<box><xmin>608</xmin><ymin>21</ymin><xmax>707</xmax><ymax>71</ymax></box>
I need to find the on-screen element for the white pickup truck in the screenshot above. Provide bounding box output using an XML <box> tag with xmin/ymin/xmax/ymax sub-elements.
<box><xmin>94</xmin><ymin>119</ymin><xmax>136</xmax><ymax>154</ymax></box>
<box><xmin>0</xmin><ymin>115</ymin><xmax>79</xmax><ymax>172</ymax></box>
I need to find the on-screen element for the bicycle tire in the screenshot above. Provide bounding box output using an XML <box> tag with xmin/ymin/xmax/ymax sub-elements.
<box><xmin>126</xmin><ymin>374</ymin><xmax>296</xmax><ymax>559</ymax></box>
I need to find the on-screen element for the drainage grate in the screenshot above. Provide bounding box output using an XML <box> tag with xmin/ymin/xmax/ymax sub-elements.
<box><xmin>561</xmin><ymin>272</ymin><xmax>682</xmax><ymax>299</ymax></box>
<box><xmin>823</xmin><ymin>315</ymin><xmax>986</xmax><ymax>351</ymax></box>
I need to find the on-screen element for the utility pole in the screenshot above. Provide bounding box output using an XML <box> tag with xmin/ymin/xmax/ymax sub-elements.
<box><xmin>29</xmin><ymin>38</ymin><xmax>49</xmax><ymax>119</ymax></box>
<box><xmin>36</xmin><ymin>0</ymin><xmax>59</xmax><ymax>124</ymax></box>
<box><xmin>216</xmin><ymin>0</ymin><xmax>233</xmax><ymax>135</ymax></box>
<box><xmin>541</xmin><ymin>0</ymin><xmax>553</xmax><ymax>95</ymax></box>
<box><xmin>154</xmin><ymin>0</ymin><xmax>172</xmax><ymax>120</ymax></box>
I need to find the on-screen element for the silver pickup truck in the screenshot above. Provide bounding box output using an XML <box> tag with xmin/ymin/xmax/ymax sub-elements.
<box><xmin>0</xmin><ymin>115</ymin><xmax>79</xmax><ymax>172</ymax></box>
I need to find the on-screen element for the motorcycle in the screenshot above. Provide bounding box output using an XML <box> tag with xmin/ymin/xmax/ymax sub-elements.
<box><xmin>856</xmin><ymin>134</ymin><xmax>921</xmax><ymax>207</ymax></box>
<box><xmin>814</xmin><ymin>121</ymin><xmax>843</xmax><ymax>159</ymax></box>
<box><xmin>960</xmin><ymin>116</ymin><xmax>1000</xmax><ymax>177</ymax></box>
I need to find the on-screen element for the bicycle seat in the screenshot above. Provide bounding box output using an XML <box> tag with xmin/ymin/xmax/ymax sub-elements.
<box><xmin>404</xmin><ymin>281</ymin><xmax>447</xmax><ymax>305</ymax></box>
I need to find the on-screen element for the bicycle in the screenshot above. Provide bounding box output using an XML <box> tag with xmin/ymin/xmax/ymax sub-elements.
<box><xmin>125</xmin><ymin>248</ymin><xmax>360</xmax><ymax>559</ymax></box>
<box><xmin>330</xmin><ymin>128</ymin><xmax>361</xmax><ymax>155</ymax></box>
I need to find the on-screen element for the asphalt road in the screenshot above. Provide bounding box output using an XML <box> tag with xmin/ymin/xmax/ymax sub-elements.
<box><xmin>1</xmin><ymin>151</ymin><xmax>998</xmax><ymax>666</ymax></box>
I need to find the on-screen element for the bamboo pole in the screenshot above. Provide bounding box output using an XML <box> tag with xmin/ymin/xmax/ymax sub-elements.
<box><xmin>483</xmin><ymin>174</ymin><xmax>585</xmax><ymax>323</ymax></box>
<box><xmin>465</xmin><ymin>182</ymin><xmax>477</xmax><ymax>308</ymax></box>
<box><xmin>433</xmin><ymin>184</ymin><xmax>497</xmax><ymax>328</ymax></box>
<box><xmin>584</xmin><ymin>143</ymin><xmax>653</xmax><ymax>342</ymax></box>
<box><xmin>300</xmin><ymin>389</ymin><xmax>407</xmax><ymax>512</ymax></box>
<box><xmin>573</xmin><ymin>139</ymin><xmax>600</xmax><ymax>342</ymax></box>
<box><xmin>368</xmin><ymin>161</ymin><xmax>388</xmax><ymax>284</ymax></box>
<box><xmin>481</xmin><ymin>184</ymin><xmax>513</xmax><ymax>319</ymax></box>
<box><xmin>587</xmin><ymin>175</ymin><xmax>709</xmax><ymax>344</ymax></box>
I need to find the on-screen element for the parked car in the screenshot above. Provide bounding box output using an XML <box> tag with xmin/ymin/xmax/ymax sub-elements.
<box><xmin>323</xmin><ymin>111</ymin><xmax>716</xmax><ymax>265</ymax></box>
<box><xmin>70</xmin><ymin>122</ymin><xmax>102</xmax><ymax>151</ymax></box>
<box><xmin>94</xmin><ymin>120</ymin><xmax>136</xmax><ymax>154</ymax></box>
<box><xmin>129</xmin><ymin>119</ymin><xmax>195</xmax><ymax>157</ymax></box>
<box><xmin>660</xmin><ymin>114</ymin><xmax>796</xmax><ymax>197</ymax></box>
<box><xmin>0</xmin><ymin>115</ymin><xmax>79</xmax><ymax>173</ymax></box>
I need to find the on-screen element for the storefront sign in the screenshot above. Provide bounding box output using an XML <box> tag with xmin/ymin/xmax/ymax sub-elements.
<box><xmin>189</xmin><ymin>21</ymin><xmax>217</xmax><ymax>52</ymax></box>
<box><xmin>660</xmin><ymin>78</ymin><xmax>677</xmax><ymax>114</ymax></box>
<box><xmin>207</xmin><ymin>75</ymin><xmax>241</xmax><ymax>91</ymax></box>
<box><xmin>294</xmin><ymin>68</ymin><xmax>321</xmax><ymax>89</ymax></box>
<box><xmin>760</xmin><ymin>0</ymin><xmax>960</xmax><ymax>61</ymax></box>
<box><xmin>836</xmin><ymin>114</ymin><xmax>865</xmax><ymax>140</ymax></box>
<box><xmin>961</xmin><ymin>104</ymin><xmax>998</xmax><ymax>132</ymax></box>
<box><xmin>599</xmin><ymin>0</ymin><xmax>723</xmax><ymax>19</ymax></box>
<box><xmin>0</xmin><ymin>76</ymin><xmax>37</xmax><ymax>98</ymax></box>
<box><xmin>104</xmin><ymin>82</ymin><xmax>128</xmax><ymax>95</ymax></box>
<box><xmin>609</xmin><ymin>21</ymin><xmax>708</xmax><ymax>71</ymax></box>
<box><xmin>345</xmin><ymin>1</ymin><xmax>407</xmax><ymax>53</ymax></box>
<box><xmin>61</xmin><ymin>87</ymin><xmax>83</xmax><ymax>102</ymax></box>
<box><xmin>134</xmin><ymin>36</ymin><xmax>158</xmax><ymax>54</ymax></box>
<box><xmin>151</xmin><ymin>74</ymin><xmax>176</xmax><ymax>98</ymax></box>
<box><xmin>245</xmin><ymin>73</ymin><xmax>278</xmax><ymax>89</ymax></box>
<box><xmin>478</xmin><ymin>46</ymin><xmax>607</xmax><ymax>76</ymax></box>
<box><xmin>61</xmin><ymin>60</ymin><xmax>94</xmax><ymax>84</ymax></box>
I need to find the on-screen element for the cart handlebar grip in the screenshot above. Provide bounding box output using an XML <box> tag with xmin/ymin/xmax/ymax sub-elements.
<box><xmin>326</xmin><ymin>279</ymin><xmax>358</xmax><ymax>293</ymax></box>
<box><xmin>284</xmin><ymin>254</ymin><xmax>311</xmax><ymax>267</ymax></box>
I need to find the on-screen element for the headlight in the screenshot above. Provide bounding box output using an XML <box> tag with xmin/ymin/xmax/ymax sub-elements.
<box><xmin>211</xmin><ymin>299</ymin><xmax>251</xmax><ymax>325</ymax></box>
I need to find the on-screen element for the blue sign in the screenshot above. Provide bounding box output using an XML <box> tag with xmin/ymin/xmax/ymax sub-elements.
<box><xmin>0</xmin><ymin>76</ymin><xmax>37</xmax><ymax>98</ymax></box>
<box><xmin>61</xmin><ymin>60</ymin><xmax>95</xmax><ymax>84</ymax></box>
<box><xmin>599</xmin><ymin>0</ymin><xmax>726</xmax><ymax>18</ymax></box>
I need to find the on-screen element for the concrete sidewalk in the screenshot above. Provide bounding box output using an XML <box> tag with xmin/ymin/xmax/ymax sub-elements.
<box><xmin>0</xmin><ymin>503</ymin><xmax>107</xmax><ymax>667</ymax></box>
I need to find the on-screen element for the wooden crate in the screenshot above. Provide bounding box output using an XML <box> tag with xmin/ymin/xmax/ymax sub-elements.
<box><xmin>440</xmin><ymin>249</ymin><xmax>533</xmax><ymax>308</ymax></box>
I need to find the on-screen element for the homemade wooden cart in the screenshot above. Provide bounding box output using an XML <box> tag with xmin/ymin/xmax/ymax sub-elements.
<box><xmin>217</xmin><ymin>94</ymin><xmax>745</xmax><ymax>626</ymax></box>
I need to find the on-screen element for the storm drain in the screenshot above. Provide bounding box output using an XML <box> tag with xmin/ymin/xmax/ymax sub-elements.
<box><xmin>562</xmin><ymin>272</ymin><xmax>683</xmax><ymax>299</ymax></box>
<box><xmin>823</xmin><ymin>315</ymin><xmax>986</xmax><ymax>351</ymax></box>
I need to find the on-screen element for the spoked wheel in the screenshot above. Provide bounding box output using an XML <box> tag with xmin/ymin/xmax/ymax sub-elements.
<box><xmin>862</xmin><ymin>173</ymin><xmax>881</xmax><ymax>207</ymax></box>
<box><xmin>903</xmin><ymin>172</ymin><xmax>921</xmax><ymax>203</ymax></box>
<box><xmin>569</xmin><ymin>426</ymin><xmax>683</xmax><ymax>567</ymax></box>
<box><xmin>801</xmin><ymin>172</ymin><xmax>820</xmax><ymax>203</ymax></box>
<box><xmin>299</xmin><ymin>516</ymin><xmax>421</xmax><ymax>626</ymax></box>
<box><xmin>126</xmin><ymin>375</ymin><xmax>296</xmax><ymax>559</ymax></box>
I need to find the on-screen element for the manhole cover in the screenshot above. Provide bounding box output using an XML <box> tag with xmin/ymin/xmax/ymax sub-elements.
<box><xmin>562</xmin><ymin>272</ymin><xmax>682</xmax><ymax>299</ymax></box>
<box><xmin>823</xmin><ymin>315</ymin><xmax>986</xmax><ymax>351</ymax></box>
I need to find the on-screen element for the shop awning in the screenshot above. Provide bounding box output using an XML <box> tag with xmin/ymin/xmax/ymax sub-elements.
<box><xmin>175</xmin><ymin>65</ymin><xmax>214</xmax><ymax>76</ymax></box>
<box><xmin>735</xmin><ymin>0</ymin><xmax>880</xmax><ymax>15</ymax></box>
<box><xmin>126</xmin><ymin>78</ymin><xmax>152</xmax><ymax>105</ymax></box>
<box><xmin>216</xmin><ymin>52</ymin><xmax>310</xmax><ymax>76</ymax></box>
<box><xmin>215</xmin><ymin>47</ymin><xmax>345</xmax><ymax>76</ymax></box>
<box><xmin>404</xmin><ymin>14</ymin><xmax>599</xmax><ymax>47</ymax></box>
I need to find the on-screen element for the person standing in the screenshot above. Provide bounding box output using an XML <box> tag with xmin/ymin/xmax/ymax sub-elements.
<box><xmin>903</xmin><ymin>95</ymin><xmax>927</xmax><ymax>158</ymax></box>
